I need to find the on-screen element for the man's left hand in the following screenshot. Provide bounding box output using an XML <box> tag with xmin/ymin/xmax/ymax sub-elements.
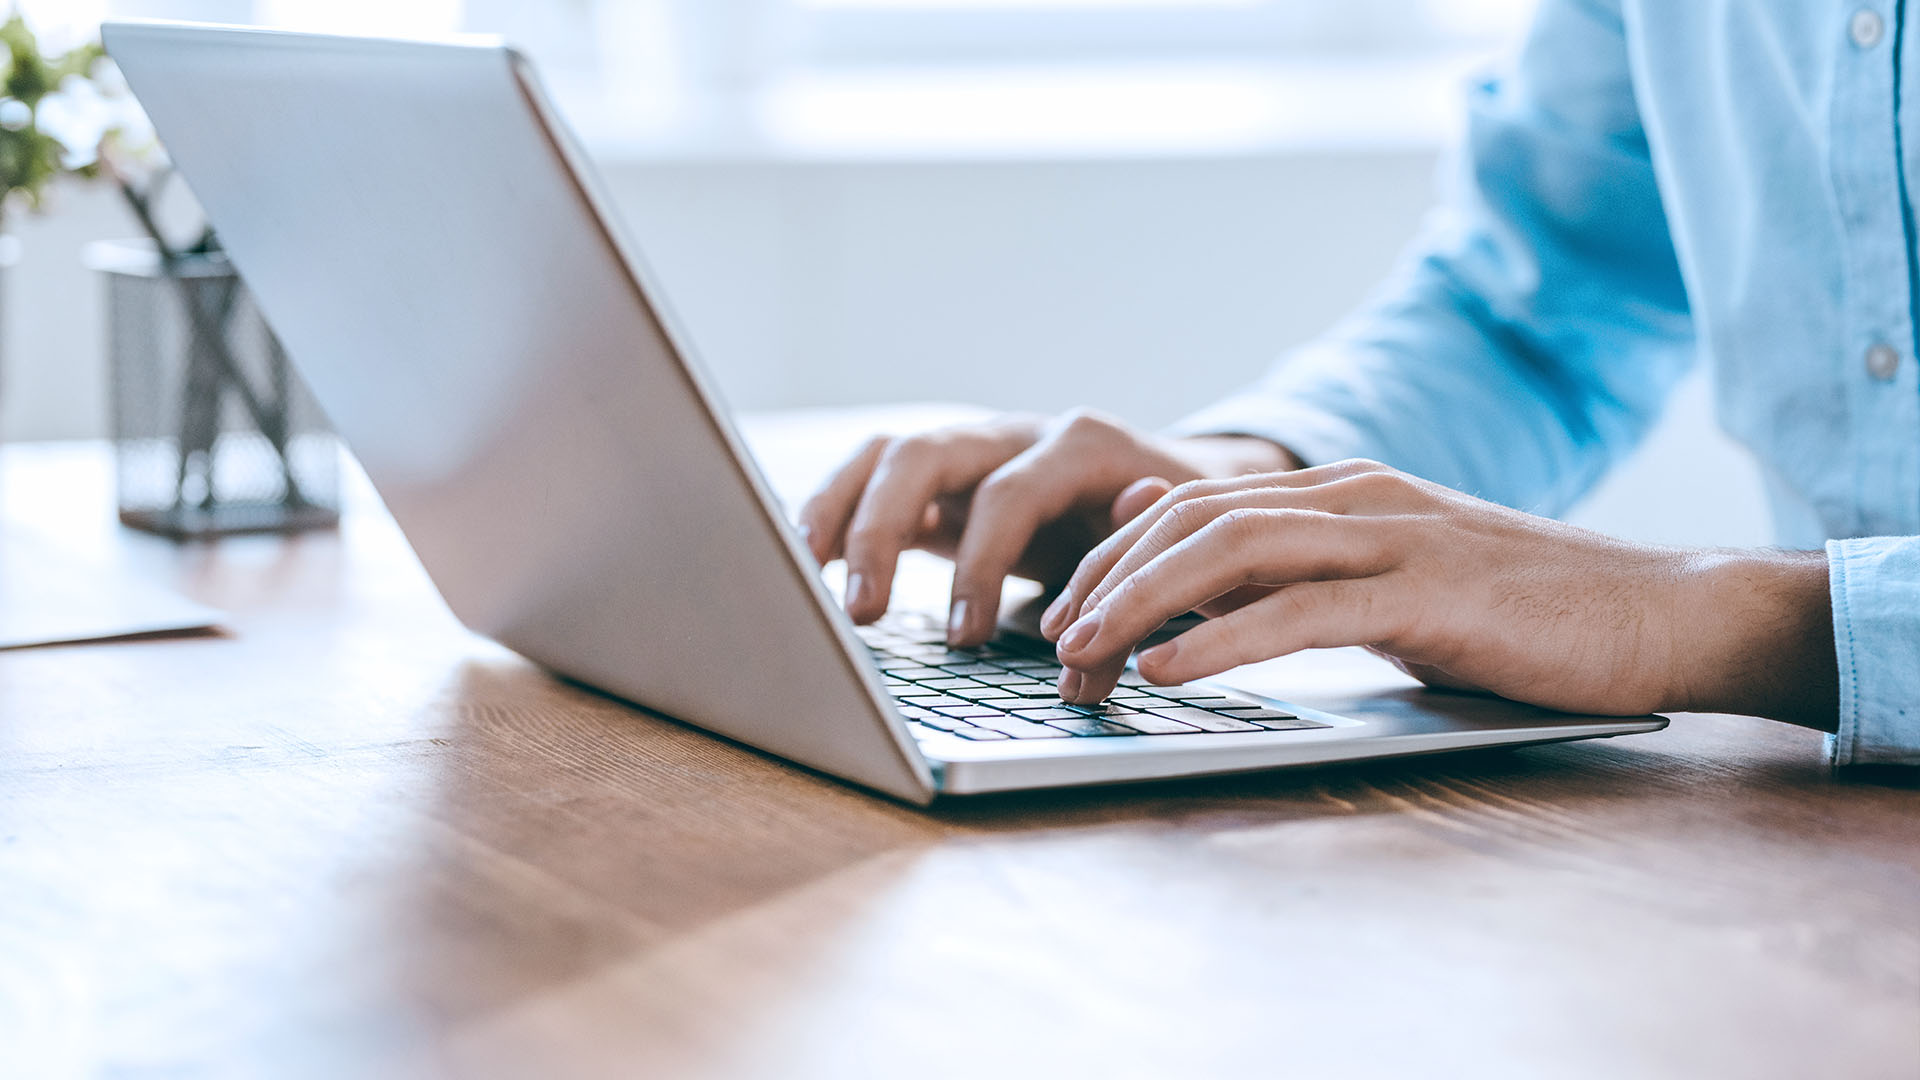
<box><xmin>1040</xmin><ymin>459</ymin><xmax>1838</xmax><ymax>729</ymax></box>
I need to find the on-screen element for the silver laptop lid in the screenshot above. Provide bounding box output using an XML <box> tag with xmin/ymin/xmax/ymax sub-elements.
<box><xmin>104</xmin><ymin>21</ymin><xmax>935</xmax><ymax>803</ymax></box>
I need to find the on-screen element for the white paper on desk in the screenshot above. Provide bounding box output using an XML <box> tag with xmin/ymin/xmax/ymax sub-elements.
<box><xmin>0</xmin><ymin>530</ymin><xmax>224</xmax><ymax>649</ymax></box>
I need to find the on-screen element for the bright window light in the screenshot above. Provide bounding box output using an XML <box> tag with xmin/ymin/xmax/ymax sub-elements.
<box><xmin>16</xmin><ymin>0</ymin><xmax>108</xmax><ymax>53</ymax></box>
<box><xmin>800</xmin><ymin>0</ymin><xmax>1260</xmax><ymax>8</ymax></box>
<box><xmin>251</xmin><ymin>0</ymin><xmax>465</xmax><ymax>38</ymax></box>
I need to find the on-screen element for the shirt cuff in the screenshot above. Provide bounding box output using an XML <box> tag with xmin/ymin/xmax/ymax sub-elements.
<box><xmin>1825</xmin><ymin>536</ymin><xmax>1920</xmax><ymax>768</ymax></box>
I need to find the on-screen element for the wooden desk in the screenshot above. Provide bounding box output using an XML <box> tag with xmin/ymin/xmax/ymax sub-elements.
<box><xmin>2</xmin><ymin>413</ymin><xmax>1915</xmax><ymax>1080</ymax></box>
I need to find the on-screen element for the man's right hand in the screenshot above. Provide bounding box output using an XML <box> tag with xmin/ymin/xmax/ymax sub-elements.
<box><xmin>796</xmin><ymin>408</ymin><xmax>1297</xmax><ymax>647</ymax></box>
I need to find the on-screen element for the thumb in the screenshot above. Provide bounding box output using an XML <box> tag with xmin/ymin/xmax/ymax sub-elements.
<box><xmin>1110</xmin><ymin>475</ymin><xmax>1174</xmax><ymax>529</ymax></box>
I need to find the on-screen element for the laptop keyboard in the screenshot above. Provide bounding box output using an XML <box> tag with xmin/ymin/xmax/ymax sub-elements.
<box><xmin>855</xmin><ymin>615</ymin><xmax>1329</xmax><ymax>743</ymax></box>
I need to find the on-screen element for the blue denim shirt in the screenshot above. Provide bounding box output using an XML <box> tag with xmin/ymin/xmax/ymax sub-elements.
<box><xmin>1175</xmin><ymin>0</ymin><xmax>1920</xmax><ymax>766</ymax></box>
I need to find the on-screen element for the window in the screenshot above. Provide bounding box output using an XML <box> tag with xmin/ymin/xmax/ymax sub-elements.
<box><xmin>64</xmin><ymin>0</ymin><xmax>1537</xmax><ymax>157</ymax></box>
<box><xmin>784</xmin><ymin>0</ymin><xmax>1535</xmax><ymax>67</ymax></box>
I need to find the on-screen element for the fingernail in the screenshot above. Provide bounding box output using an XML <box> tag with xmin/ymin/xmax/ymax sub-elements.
<box><xmin>946</xmin><ymin>598</ymin><xmax>971</xmax><ymax>645</ymax></box>
<box><xmin>844</xmin><ymin>572</ymin><xmax>867</xmax><ymax>613</ymax></box>
<box><xmin>1041</xmin><ymin>591</ymin><xmax>1072</xmax><ymax>636</ymax></box>
<box><xmin>1058</xmin><ymin>669</ymin><xmax>1083</xmax><ymax>700</ymax></box>
<box><xmin>1058</xmin><ymin>613</ymin><xmax>1101</xmax><ymax>655</ymax></box>
<box><xmin>1139</xmin><ymin>640</ymin><xmax>1177</xmax><ymax>668</ymax></box>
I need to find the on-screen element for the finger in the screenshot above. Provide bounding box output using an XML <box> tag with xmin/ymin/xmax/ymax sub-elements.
<box><xmin>947</xmin><ymin>411</ymin><xmax>1177</xmax><ymax>646</ymax></box>
<box><xmin>1040</xmin><ymin>475</ymin><xmax>1176</xmax><ymax>640</ymax></box>
<box><xmin>1056</xmin><ymin>508</ymin><xmax>1395</xmax><ymax>679</ymax></box>
<box><xmin>1062</xmin><ymin>465</ymin><xmax>1399</xmax><ymax>638</ymax></box>
<box><xmin>796</xmin><ymin>435</ymin><xmax>889</xmax><ymax>564</ymax></box>
<box><xmin>1043</xmin><ymin>475</ymin><xmax>1243</xmax><ymax>641</ymax></box>
<box><xmin>842</xmin><ymin>430</ymin><xmax>1022</xmax><ymax>623</ymax></box>
<box><xmin>1133</xmin><ymin>577</ymin><xmax>1407</xmax><ymax>686</ymax></box>
<box><xmin>1111</xmin><ymin>476</ymin><xmax>1173</xmax><ymax>528</ymax></box>
<box><xmin>946</xmin><ymin>438</ymin><xmax>1099</xmax><ymax>646</ymax></box>
<box><xmin>1081</xmin><ymin>470</ymin><xmax>1403</xmax><ymax>620</ymax></box>
<box><xmin>1193</xmin><ymin>584</ymin><xmax>1278</xmax><ymax>619</ymax></box>
<box><xmin>1050</xmin><ymin>460</ymin><xmax>1391</xmax><ymax>638</ymax></box>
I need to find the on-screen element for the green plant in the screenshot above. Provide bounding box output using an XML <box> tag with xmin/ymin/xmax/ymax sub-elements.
<box><xmin>0</xmin><ymin>12</ymin><xmax>109</xmax><ymax>224</ymax></box>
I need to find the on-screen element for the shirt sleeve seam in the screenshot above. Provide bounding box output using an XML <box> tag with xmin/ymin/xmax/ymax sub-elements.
<box><xmin>1827</xmin><ymin>539</ymin><xmax>1861</xmax><ymax>766</ymax></box>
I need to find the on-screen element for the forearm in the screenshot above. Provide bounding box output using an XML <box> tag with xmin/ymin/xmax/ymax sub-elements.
<box><xmin>1671</xmin><ymin>550</ymin><xmax>1837</xmax><ymax>731</ymax></box>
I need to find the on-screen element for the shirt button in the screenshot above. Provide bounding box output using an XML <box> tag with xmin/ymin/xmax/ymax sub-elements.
<box><xmin>1851</xmin><ymin>8</ymin><xmax>1885</xmax><ymax>48</ymax></box>
<box><xmin>1866</xmin><ymin>343</ymin><xmax>1900</xmax><ymax>380</ymax></box>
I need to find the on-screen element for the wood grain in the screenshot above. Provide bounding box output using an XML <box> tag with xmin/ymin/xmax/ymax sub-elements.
<box><xmin>1</xmin><ymin>418</ymin><xmax>1915</xmax><ymax>1080</ymax></box>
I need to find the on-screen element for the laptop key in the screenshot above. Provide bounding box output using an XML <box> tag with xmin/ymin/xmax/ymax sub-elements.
<box><xmin>1147</xmin><ymin>707</ymin><xmax>1263</xmax><ymax>733</ymax></box>
<box><xmin>1149</xmin><ymin>696</ymin><xmax>1245</xmax><ymax>711</ymax></box>
<box><xmin>1217</xmin><ymin>707</ymin><xmax>1302</xmax><ymax>721</ymax></box>
<box><xmin>1004</xmin><ymin>685</ymin><xmax>1067</xmax><ymax>699</ymax></box>
<box><xmin>1153</xmin><ymin>687</ymin><xmax>1233</xmax><ymax>701</ymax></box>
<box><xmin>968</xmin><ymin>715</ymin><xmax>1073</xmax><ymax>739</ymax></box>
<box><xmin>1103</xmin><ymin>712</ymin><xmax>1204</xmax><ymax>735</ymax></box>
<box><xmin>960</xmin><ymin>688</ymin><xmax>1020</xmax><ymax>701</ymax></box>
<box><xmin>1063</xmin><ymin>703</ymin><xmax>1144</xmax><ymax>719</ymax></box>
<box><xmin>1250</xmin><ymin>715</ymin><xmax>1329</xmax><ymax>730</ymax></box>
<box><xmin>951</xmin><ymin>685</ymin><xmax>1018</xmax><ymax>702</ymax></box>
<box><xmin>938</xmin><ymin>663</ymin><xmax>1002</xmax><ymax>676</ymax></box>
<box><xmin>926</xmin><ymin>650</ymin><xmax>982</xmax><ymax>665</ymax></box>
<box><xmin>920</xmin><ymin>677</ymin><xmax>982</xmax><ymax>691</ymax></box>
<box><xmin>932</xmin><ymin>704</ymin><xmax>1007</xmax><ymax>720</ymax></box>
<box><xmin>1044</xmin><ymin>715</ymin><xmax>1139</xmax><ymax>737</ymax></box>
<box><xmin>1010</xmin><ymin>706</ymin><xmax>1087</xmax><ymax>722</ymax></box>
<box><xmin>950</xmin><ymin>726</ymin><xmax>1010</xmax><ymax>741</ymax></box>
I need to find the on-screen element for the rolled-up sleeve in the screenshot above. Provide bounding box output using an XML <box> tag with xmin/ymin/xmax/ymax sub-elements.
<box><xmin>1172</xmin><ymin>0</ymin><xmax>1695</xmax><ymax>518</ymax></box>
<box><xmin>1827</xmin><ymin>537</ymin><xmax>1920</xmax><ymax>767</ymax></box>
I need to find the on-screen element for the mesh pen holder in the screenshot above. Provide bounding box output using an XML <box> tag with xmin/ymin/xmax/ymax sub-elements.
<box><xmin>89</xmin><ymin>240</ymin><xmax>340</xmax><ymax>538</ymax></box>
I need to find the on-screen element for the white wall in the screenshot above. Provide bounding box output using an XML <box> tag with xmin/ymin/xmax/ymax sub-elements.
<box><xmin>0</xmin><ymin>149</ymin><xmax>1771</xmax><ymax>547</ymax></box>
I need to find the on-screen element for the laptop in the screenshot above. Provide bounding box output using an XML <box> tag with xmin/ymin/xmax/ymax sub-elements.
<box><xmin>103</xmin><ymin>21</ymin><xmax>1668</xmax><ymax>805</ymax></box>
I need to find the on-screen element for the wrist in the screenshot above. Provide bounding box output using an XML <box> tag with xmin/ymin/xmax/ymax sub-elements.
<box><xmin>1173</xmin><ymin>434</ymin><xmax>1303</xmax><ymax>478</ymax></box>
<box><xmin>1671</xmin><ymin>549</ymin><xmax>1838</xmax><ymax>729</ymax></box>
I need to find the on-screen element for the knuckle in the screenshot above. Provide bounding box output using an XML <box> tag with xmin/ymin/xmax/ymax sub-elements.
<box><xmin>879</xmin><ymin>434</ymin><xmax>936</xmax><ymax>471</ymax></box>
<box><xmin>1374</xmin><ymin>580</ymin><xmax>1419</xmax><ymax>641</ymax></box>
<box><xmin>1105</xmin><ymin>574</ymin><xmax>1150</xmax><ymax>620</ymax></box>
<box><xmin>1271</xmin><ymin>585</ymin><xmax>1333</xmax><ymax>636</ymax></box>
<box><xmin>842</xmin><ymin>517</ymin><xmax>885</xmax><ymax>551</ymax></box>
<box><xmin>847</xmin><ymin>506</ymin><xmax>909</xmax><ymax>549</ymax></box>
<box><xmin>1328</xmin><ymin>457</ymin><xmax>1389</xmax><ymax>477</ymax></box>
<box><xmin>1213</xmin><ymin>612</ymin><xmax>1259</xmax><ymax>665</ymax></box>
<box><xmin>1168</xmin><ymin>477</ymin><xmax>1212</xmax><ymax>503</ymax></box>
<box><xmin>972</xmin><ymin>467</ymin><xmax>1028</xmax><ymax>506</ymax></box>
<box><xmin>1163</xmin><ymin>496</ymin><xmax>1215</xmax><ymax>536</ymax></box>
<box><xmin>1056</xmin><ymin>406</ymin><xmax>1121</xmax><ymax>440</ymax></box>
<box><xmin>1341</xmin><ymin>468</ymin><xmax>1410</xmax><ymax>500</ymax></box>
<box><xmin>1209</xmin><ymin>506</ymin><xmax>1275</xmax><ymax>544</ymax></box>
